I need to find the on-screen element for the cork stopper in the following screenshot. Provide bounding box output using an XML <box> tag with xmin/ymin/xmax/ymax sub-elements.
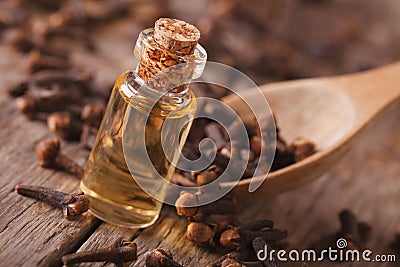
<box><xmin>136</xmin><ymin>18</ymin><xmax>203</xmax><ymax>92</ymax></box>
<box><xmin>153</xmin><ymin>18</ymin><xmax>201</xmax><ymax>55</ymax></box>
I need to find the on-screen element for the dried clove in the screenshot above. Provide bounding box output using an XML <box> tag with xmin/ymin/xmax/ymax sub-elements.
<box><xmin>29</xmin><ymin>45</ymin><xmax>69</xmax><ymax>60</ymax></box>
<box><xmin>218</xmin><ymin>220</ymin><xmax>286</xmax><ymax>251</ymax></box>
<box><xmin>191</xmin><ymin>165</ymin><xmax>221</xmax><ymax>186</ymax></box>
<box><xmin>146</xmin><ymin>248</ymin><xmax>183</xmax><ymax>267</ymax></box>
<box><xmin>35</xmin><ymin>138</ymin><xmax>84</xmax><ymax>179</ymax></box>
<box><xmin>208</xmin><ymin>252</ymin><xmax>264</xmax><ymax>267</ymax></box>
<box><xmin>15</xmin><ymin>184</ymin><xmax>89</xmax><ymax>219</ymax></box>
<box><xmin>24</xmin><ymin>49</ymin><xmax>70</xmax><ymax>73</ymax></box>
<box><xmin>311</xmin><ymin>209</ymin><xmax>371</xmax><ymax>252</ymax></box>
<box><xmin>252</xmin><ymin>237</ymin><xmax>279</xmax><ymax>267</ymax></box>
<box><xmin>62</xmin><ymin>238</ymin><xmax>137</xmax><ymax>267</ymax></box>
<box><xmin>219</xmin><ymin>228</ymin><xmax>241</xmax><ymax>250</ymax></box>
<box><xmin>221</xmin><ymin>257</ymin><xmax>244</xmax><ymax>267</ymax></box>
<box><xmin>186</xmin><ymin>221</ymin><xmax>216</xmax><ymax>244</ymax></box>
<box><xmin>207</xmin><ymin>221</ymin><xmax>285</xmax><ymax>267</ymax></box>
<box><xmin>15</xmin><ymin>95</ymin><xmax>68</xmax><ymax>118</ymax></box>
<box><xmin>15</xmin><ymin>96</ymin><xmax>37</xmax><ymax>118</ymax></box>
<box><xmin>290</xmin><ymin>137</ymin><xmax>317</xmax><ymax>161</ymax></box>
<box><xmin>51</xmin><ymin>0</ymin><xmax>127</xmax><ymax>27</ymax></box>
<box><xmin>80</xmin><ymin>101</ymin><xmax>105</xmax><ymax>128</ymax></box>
<box><xmin>47</xmin><ymin>112</ymin><xmax>83</xmax><ymax>140</ymax></box>
<box><xmin>15</xmin><ymin>70</ymin><xmax>92</xmax><ymax>118</ymax></box>
<box><xmin>175</xmin><ymin>192</ymin><xmax>198</xmax><ymax>217</ymax></box>
<box><xmin>31</xmin><ymin>15</ymin><xmax>95</xmax><ymax>50</ymax></box>
<box><xmin>207</xmin><ymin>252</ymin><xmax>242</xmax><ymax>267</ymax></box>
<box><xmin>338</xmin><ymin>209</ymin><xmax>371</xmax><ymax>250</ymax></box>
<box><xmin>29</xmin><ymin>69</ymin><xmax>91</xmax><ymax>97</ymax></box>
<box><xmin>175</xmin><ymin>191</ymin><xmax>235</xmax><ymax>219</ymax></box>
<box><xmin>270</xmin><ymin>142</ymin><xmax>295</xmax><ymax>171</ymax></box>
<box><xmin>170</xmin><ymin>172</ymin><xmax>197</xmax><ymax>187</ymax></box>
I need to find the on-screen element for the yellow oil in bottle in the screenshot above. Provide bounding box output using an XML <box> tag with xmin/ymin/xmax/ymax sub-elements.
<box><xmin>81</xmin><ymin>71</ymin><xmax>196</xmax><ymax>227</ymax></box>
<box><xmin>81</xmin><ymin>18</ymin><xmax>206</xmax><ymax>228</ymax></box>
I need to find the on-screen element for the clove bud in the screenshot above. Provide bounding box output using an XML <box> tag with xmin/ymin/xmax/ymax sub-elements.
<box><xmin>15</xmin><ymin>184</ymin><xmax>89</xmax><ymax>219</ymax></box>
<box><xmin>62</xmin><ymin>238</ymin><xmax>137</xmax><ymax>267</ymax></box>
<box><xmin>35</xmin><ymin>138</ymin><xmax>84</xmax><ymax>179</ymax></box>
<box><xmin>175</xmin><ymin>191</ymin><xmax>235</xmax><ymax>219</ymax></box>
<box><xmin>192</xmin><ymin>165</ymin><xmax>221</xmax><ymax>186</ymax></box>
<box><xmin>146</xmin><ymin>248</ymin><xmax>183</xmax><ymax>267</ymax></box>
<box><xmin>219</xmin><ymin>220</ymin><xmax>287</xmax><ymax>251</ymax></box>
<box><xmin>186</xmin><ymin>221</ymin><xmax>215</xmax><ymax>244</ymax></box>
<box><xmin>290</xmin><ymin>137</ymin><xmax>317</xmax><ymax>161</ymax></box>
<box><xmin>24</xmin><ymin>49</ymin><xmax>70</xmax><ymax>73</ymax></box>
<box><xmin>47</xmin><ymin>112</ymin><xmax>82</xmax><ymax>140</ymax></box>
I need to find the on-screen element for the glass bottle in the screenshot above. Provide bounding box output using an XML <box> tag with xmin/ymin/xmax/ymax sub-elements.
<box><xmin>80</xmin><ymin>18</ymin><xmax>207</xmax><ymax>228</ymax></box>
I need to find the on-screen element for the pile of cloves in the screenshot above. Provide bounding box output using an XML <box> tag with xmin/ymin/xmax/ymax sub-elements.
<box><xmin>8</xmin><ymin>60</ymin><xmax>105</xmax><ymax>149</ymax></box>
<box><xmin>174</xmin><ymin>166</ymin><xmax>287</xmax><ymax>267</ymax></box>
<box><xmin>11</xmin><ymin>68</ymin><xmax>106</xmax><ymax>149</ymax></box>
<box><xmin>174</xmin><ymin>165</ymin><xmax>237</xmax><ymax>245</ymax></box>
<box><xmin>172</xmin><ymin>83</ymin><xmax>317</xmax><ymax>189</ymax></box>
<box><xmin>2</xmin><ymin>0</ymin><xmax>126</xmax><ymax>150</ymax></box>
<box><xmin>207</xmin><ymin>221</ymin><xmax>287</xmax><ymax>267</ymax></box>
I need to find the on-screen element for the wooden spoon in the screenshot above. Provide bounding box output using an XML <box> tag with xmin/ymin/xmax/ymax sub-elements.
<box><xmin>222</xmin><ymin>62</ymin><xmax>400</xmax><ymax>198</ymax></box>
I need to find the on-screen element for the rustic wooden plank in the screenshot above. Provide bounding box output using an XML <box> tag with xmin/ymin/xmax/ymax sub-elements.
<box><xmin>0</xmin><ymin>13</ymin><xmax>143</xmax><ymax>266</ymax></box>
<box><xmin>0</xmin><ymin>14</ymin><xmax>141</xmax><ymax>266</ymax></box>
<box><xmin>0</xmin><ymin>98</ymin><xmax>103</xmax><ymax>266</ymax></box>
<box><xmin>68</xmin><ymin>223</ymin><xmax>139</xmax><ymax>267</ymax></box>
<box><xmin>70</xmin><ymin>103</ymin><xmax>400</xmax><ymax>267</ymax></box>
<box><xmin>72</xmin><ymin>207</ymin><xmax>219</xmax><ymax>267</ymax></box>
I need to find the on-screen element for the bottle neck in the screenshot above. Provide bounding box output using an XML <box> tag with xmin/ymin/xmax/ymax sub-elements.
<box><xmin>122</xmin><ymin>70</ymin><xmax>194</xmax><ymax>116</ymax></box>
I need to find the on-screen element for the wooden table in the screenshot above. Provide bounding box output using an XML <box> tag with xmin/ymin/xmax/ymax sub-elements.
<box><xmin>0</xmin><ymin>17</ymin><xmax>399</xmax><ymax>267</ymax></box>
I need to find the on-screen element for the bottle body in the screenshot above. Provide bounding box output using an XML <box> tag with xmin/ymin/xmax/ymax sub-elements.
<box><xmin>81</xmin><ymin>71</ymin><xmax>196</xmax><ymax>228</ymax></box>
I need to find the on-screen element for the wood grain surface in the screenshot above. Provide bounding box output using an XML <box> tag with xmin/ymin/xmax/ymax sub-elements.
<box><xmin>0</xmin><ymin>9</ymin><xmax>400</xmax><ymax>267</ymax></box>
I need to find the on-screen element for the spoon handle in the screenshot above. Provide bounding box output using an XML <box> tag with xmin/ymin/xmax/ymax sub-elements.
<box><xmin>334</xmin><ymin>61</ymin><xmax>400</xmax><ymax>129</ymax></box>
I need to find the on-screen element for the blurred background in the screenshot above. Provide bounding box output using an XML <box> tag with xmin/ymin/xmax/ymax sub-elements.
<box><xmin>2</xmin><ymin>0</ymin><xmax>400</xmax><ymax>92</ymax></box>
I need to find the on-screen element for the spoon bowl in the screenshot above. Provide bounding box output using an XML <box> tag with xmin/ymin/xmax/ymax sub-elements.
<box><xmin>222</xmin><ymin>62</ymin><xmax>400</xmax><ymax>198</ymax></box>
